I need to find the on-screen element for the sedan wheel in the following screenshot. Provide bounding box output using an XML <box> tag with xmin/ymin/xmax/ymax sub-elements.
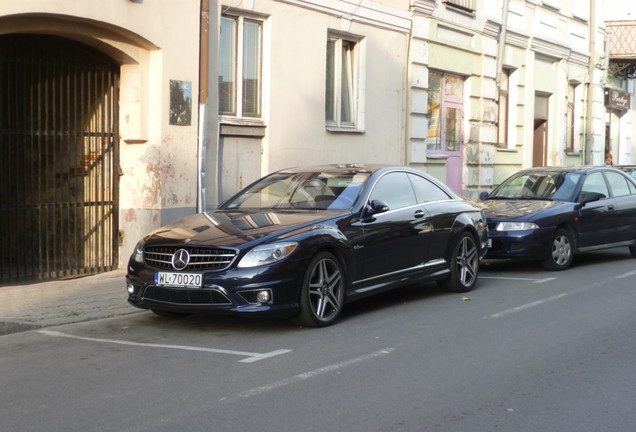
<box><xmin>438</xmin><ymin>231</ymin><xmax>479</xmax><ymax>293</ymax></box>
<box><xmin>296</xmin><ymin>252</ymin><xmax>345</xmax><ymax>327</ymax></box>
<box><xmin>541</xmin><ymin>228</ymin><xmax>574</xmax><ymax>271</ymax></box>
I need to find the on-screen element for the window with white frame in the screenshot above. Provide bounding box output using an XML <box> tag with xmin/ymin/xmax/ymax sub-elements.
<box><xmin>326</xmin><ymin>34</ymin><xmax>360</xmax><ymax>129</ymax></box>
<box><xmin>497</xmin><ymin>69</ymin><xmax>510</xmax><ymax>149</ymax></box>
<box><xmin>219</xmin><ymin>13</ymin><xmax>263</xmax><ymax>119</ymax></box>
<box><xmin>566</xmin><ymin>83</ymin><xmax>579</xmax><ymax>152</ymax></box>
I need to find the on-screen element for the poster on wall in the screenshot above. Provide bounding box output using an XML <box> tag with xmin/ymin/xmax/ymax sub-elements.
<box><xmin>169</xmin><ymin>80</ymin><xmax>192</xmax><ymax>126</ymax></box>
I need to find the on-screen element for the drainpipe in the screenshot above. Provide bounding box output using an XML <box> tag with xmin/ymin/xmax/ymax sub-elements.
<box><xmin>197</xmin><ymin>0</ymin><xmax>220</xmax><ymax>212</ymax></box>
<box><xmin>584</xmin><ymin>0</ymin><xmax>597</xmax><ymax>165</ymax></box>
<box><xmin>496</xmin><ymin>0</ymin><xmax>510</xmax><ymax>90</ymax></box>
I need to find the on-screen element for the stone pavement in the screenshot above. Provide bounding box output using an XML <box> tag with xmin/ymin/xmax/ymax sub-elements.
<box><xmin>0</xmin><ymin>269</ymin><xmax>138</xmax><ymax>335</ymax></box>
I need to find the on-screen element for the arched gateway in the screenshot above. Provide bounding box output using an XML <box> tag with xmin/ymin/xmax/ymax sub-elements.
<box><xmin>0</xmin><ymin>34</ymin><xmax>120</xmax><ymax>283</ymax></box>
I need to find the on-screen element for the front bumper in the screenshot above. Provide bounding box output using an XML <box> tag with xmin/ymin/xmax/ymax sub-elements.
<box><xmin>485</xmin><ymin>226</ymin><xmax>553</xmax><ymax>260</ymax></box>
<box><xmin>126</xmin><ymin>261</ymin><xmax>305</xmax><ymax>318</ymax></box>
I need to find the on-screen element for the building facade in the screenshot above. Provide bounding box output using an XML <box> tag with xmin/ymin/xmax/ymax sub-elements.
<box><xmin>201</xmin><ymin>0</ymin><xmax>411</xmax><ymax>210</ymax></box>
<box><xmin>408</xmin><ymin>0</ymin><xmax>613</xmax><ymax>198</ymax></box>
<box><xmin>1</xmin><ymin>0</ymin><xmax>630</xmax><ymax>283</ymax></box>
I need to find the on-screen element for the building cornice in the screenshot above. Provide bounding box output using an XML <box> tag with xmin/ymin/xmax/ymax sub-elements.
<box><xmin>272</xmin><ymin>0</ymin><xmax>411</xmax><ymax>33</ymax></box>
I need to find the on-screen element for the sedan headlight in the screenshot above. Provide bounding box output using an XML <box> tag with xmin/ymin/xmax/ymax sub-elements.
<box><xmin>238</xmin><ymin>242</ymin><xmax>298</xmax><ymax>268</ymax></box>
<box><xmin>496</xmin><ymin>222</ymin><xmax>539</xmax><ymax>231</ymax></box>
<box><xmin>132</xmin><ymin>240</ymin><xmax>145</xmax><ymax>263</ymax></box>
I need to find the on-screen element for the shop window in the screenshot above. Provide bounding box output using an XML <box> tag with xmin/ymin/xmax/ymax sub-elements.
<box><xmin>426</xmin><ymin>71</ymin><xmax>464</xmax><ymax>151</ymax></box>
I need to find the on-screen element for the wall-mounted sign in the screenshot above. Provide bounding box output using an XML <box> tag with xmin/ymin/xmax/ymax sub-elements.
<box><xmin>605</xmin><ymin>88</ymin><xmax>631</xmax><ymax>111</ymax></box>
<box><xmin>169</xmin><ymin>80</ymin><xmax>192</xmax><ymax>126</ymax></box>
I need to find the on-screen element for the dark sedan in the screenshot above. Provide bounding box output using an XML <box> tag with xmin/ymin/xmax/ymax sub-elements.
<box><xmin>480</xmin><ymin>166</ymin><xmax>636</xmax><ymax>270</ymax></box>
<box><xmin>126</xmin><ymin>164</ymin><xmax>488</xmax><ymax>327</ymax></box>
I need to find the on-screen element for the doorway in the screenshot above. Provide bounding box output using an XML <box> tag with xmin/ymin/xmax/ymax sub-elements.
<box><xmin>533</xmin><ymin>94</ymin><xmax>549</xmax><ymax>167</ymax></box>
<box><xmin>0</xmin><ymin>34</ymin><xmax>120</xmax><ymax>282</ymax></box>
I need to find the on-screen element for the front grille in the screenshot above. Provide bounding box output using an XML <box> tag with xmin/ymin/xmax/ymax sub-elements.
<box><xmin>142</xmin><ymin>286</ymin><xmax>232</xmax><ymax>305</ymax></box>
<box><xmin>144</xmin><ymin>246</ymin><xmax>237</xmax><ymax>271</ymax></box>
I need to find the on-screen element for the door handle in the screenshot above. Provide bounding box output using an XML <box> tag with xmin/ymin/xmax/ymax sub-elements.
<box><xmin>608</xmin><ymin>205</ymin><xmax>615</xmax><ymax>211</ymax></box>
<box><xmin>414</xmin><ymin>210</ymin><xmax>426</xmax><ymax>218</ymax></box>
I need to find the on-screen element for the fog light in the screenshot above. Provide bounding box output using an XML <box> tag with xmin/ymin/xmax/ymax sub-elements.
<box><xmin>127</xmin><ymin>283</ymin><xmax>136</xmax><ymax>295</ymax></box>
<box><xmin>256</xmin><ymin>290</ymin><xmax>271</xmax><ymax>304</ymax></box>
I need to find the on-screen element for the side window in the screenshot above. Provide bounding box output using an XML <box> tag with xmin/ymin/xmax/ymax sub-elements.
<box><xmin>409</xmin><ymin>174</ymin><xmax>450</xmax><ymax>203</ymax></box>
<box><xmin>369</xmin><ymin>172</ymin><xmax>417</xmax><ymax>210</ymax></box>
<box><xmin>605</xmin><ymin>171</ymin><xmax>632</xmax><ymax>197</ymax></box>
<box><xmin>579</xmin><ymin>172</ymin><xmax>609</xmax><ymax>200</ymax></box>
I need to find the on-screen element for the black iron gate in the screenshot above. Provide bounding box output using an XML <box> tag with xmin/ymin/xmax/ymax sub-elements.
<box><xmin>0</xmin><ymin>34</ymin><xmax>120</xmax><ymax>283</ymax></box>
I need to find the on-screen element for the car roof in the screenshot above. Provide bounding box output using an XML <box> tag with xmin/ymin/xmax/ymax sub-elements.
<box><xmin>277</xmin><ymin>164</ymin><xmax>392</xmax><ymax>175</ymax></box>
<box><xmin>516</xmin><ymin>166</ymin><xmax>621</xmax><ymax>174</ymax></box>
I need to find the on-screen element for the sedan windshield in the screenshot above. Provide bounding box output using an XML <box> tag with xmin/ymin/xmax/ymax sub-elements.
<box><xmin>221</xmin><ymin>171</ymin><xmax>370</xmax><ymax>210</ymax></box>
<box><xmin>489</xmin><ymin>171</ymin><xmax>582</xmax><ymax>201</ymax></box>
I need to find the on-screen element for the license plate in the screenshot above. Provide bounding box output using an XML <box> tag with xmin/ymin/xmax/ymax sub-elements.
<box><xmin>155</xmin><ymin>272</ymin><xmax>202</xmax><ymax>288</ymax></box>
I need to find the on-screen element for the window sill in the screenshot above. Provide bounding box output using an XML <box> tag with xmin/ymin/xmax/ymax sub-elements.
<box><xmin>220</xmin><ymin>122</ymin><xmax>266</xmax><ymax>138</ymax></box>
<box><xmin>496</xmin><ymin>148</ymin><xmax>518</xmax><ymax>153</ymax></box>
<box><xmin>427</xmin><ymin>153</ymin><xmax>449</xmax><ymax>159</ymax></box>
<box><xmin>326</xmin><ymin>126</ymin><xmax>365</xmax><ymax>134</ymax></box>
<box><xmin>219</xmin><ymin>116</ymin><xmax>265</xmax><ymax>127</ymax></box>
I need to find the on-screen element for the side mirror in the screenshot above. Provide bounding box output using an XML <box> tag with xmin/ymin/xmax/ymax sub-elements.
<box><xmin>479</xmin><ymin>191</ymin><xmax>490</xmax><ymax>201</ymax></box>
<box><xmin>366</xmin><ymin>200</ymin><xmax>389</xmax><ymax>215</ymax></box>
<box><xmin>577</xmin><ymin>191</ymin><xmax>605</xmax><ymax>207</ymax></box>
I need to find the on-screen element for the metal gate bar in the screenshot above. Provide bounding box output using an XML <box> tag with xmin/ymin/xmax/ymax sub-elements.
<box><xmin>0</xmin><ymin>34</ymin><xmax>119</xmax><ymax>283</ymax></box>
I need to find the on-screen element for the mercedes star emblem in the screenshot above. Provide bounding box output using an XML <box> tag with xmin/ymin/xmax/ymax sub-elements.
<box><xmin>171</xmin><ymin>249</ymin><xmax>190</xmax><ymax>270</ymax></box>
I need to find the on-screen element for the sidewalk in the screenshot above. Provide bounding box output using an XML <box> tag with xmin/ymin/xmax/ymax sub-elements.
<box><xmin>0</xmin><ymin>269</ymin><xmax>138</xmax><ymax>335</ymax></box>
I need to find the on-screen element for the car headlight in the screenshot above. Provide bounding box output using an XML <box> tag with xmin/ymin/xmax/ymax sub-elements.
<box><xmin>496</xmin><ymin>222</ymin><xmax>539</xmax><ymax>231</ymax></box>
<box><xmin>238</xmin><ymin>242</ymin><xmax>298</xmax><ymax>268</ymax></box>
<box><xmin>132</xmin><ymin>240</ymin><xmax>145</xmax><ymax>263</ymax></box>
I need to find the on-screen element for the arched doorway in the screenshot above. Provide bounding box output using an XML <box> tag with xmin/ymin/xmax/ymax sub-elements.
<box><xmin>0</xmin><ymin>34</ymin><xmax>120</xmax><ymax>283</ymax></box>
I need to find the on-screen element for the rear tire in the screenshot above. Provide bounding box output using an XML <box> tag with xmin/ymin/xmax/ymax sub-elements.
<box><xmin>438</xmin><ymin>231</ymin><xmax>479</xmax><ymax>293</ymax></box>
<box><xmin>541</xmin><ymin>228</ymin><xmax>574</xmax><ymax>271</ymax></box>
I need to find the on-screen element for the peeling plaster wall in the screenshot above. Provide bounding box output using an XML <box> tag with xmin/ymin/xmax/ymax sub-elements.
<box><xmin>1</xmin><ymin>0</ymin><xmax>201</xmax><ymax>267</ymax></box>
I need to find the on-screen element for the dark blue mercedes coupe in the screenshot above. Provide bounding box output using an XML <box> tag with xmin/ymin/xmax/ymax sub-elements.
<box><xmin>126</xmin><ymin>164</ymin><xmax>488</xmax><ymax>327</ymax></box>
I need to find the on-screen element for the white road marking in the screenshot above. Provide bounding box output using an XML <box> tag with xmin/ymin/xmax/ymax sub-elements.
<box><xmin>232</xmin><ymin>347</ymin><xmax>395</xmax><ymax>400</ymax></box>
<box><xmin>616</xmin><ymin>270</ymin><xmax>636</xmax><ymax>279</ymax></box>
<box><xmin>487</xmin><ymin>293</ymin><xmax>569</xmax><ymax>318</ymax></box>
<box><xmin>481</xmin><ymin>276</ymin><xmax>556</xmax><ymax>284</ymax></box>
<box><xmin>38</xmin><ymin>329</ymin><xmax>291</xmax><ymax>363</ymax></box>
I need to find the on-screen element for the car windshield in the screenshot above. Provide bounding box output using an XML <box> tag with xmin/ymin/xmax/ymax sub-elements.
<box><xmin>221</xmin><ymin>171</ymin><xmax>370</xmax><ymax>210</ymax></box>
<box><xmin>489</xmin><ymin>171</ymin><xmax>582</xmax><ymax>201</ymax></box>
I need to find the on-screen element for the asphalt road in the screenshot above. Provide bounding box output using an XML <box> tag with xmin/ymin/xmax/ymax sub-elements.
<box><xmin>2</xmin><ymin>248</ymin><xmax>636</xmax><ymax>432</ymax></box>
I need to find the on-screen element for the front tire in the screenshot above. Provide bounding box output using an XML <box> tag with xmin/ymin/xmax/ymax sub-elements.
<box><xmin>295</xmin><ymin>252</ymin><xmax>345</xmax><ymax>327</ymax></box>
<box><xmin>541</xmin><ymin>228</ymin><xmax>574</xmax><ymax>271</ymax></box>
<box><xmin>438</xmin><ymin>231</ymin><xmax>479</xmax><ymax>293</ymax></box>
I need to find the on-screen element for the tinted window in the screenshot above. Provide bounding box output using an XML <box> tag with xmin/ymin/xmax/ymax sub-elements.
<box><xmin>491</xmin><ymin>171</ymin><xmax>581</xmax><ymax>201</ymax></box>
<box><xmin>369</xmin><ymin>172</ymin><xmax>417</xmax><ymax>210</ymax></box>
<box><xmin>409</xmin><ymin>174</ymin><xmax>450</xmax><ymax>203</ymax></box>
<box><xmin>222</xmin><ymin>171</ymin><xmax>370</xmax><ymax>210</ymax></box>
<box><xmin>580</xmin><ymin>172</ymin><xmax>609</xmax><ymax>199</ymax></box>
<box><xmin>605</xmin><ymin>171</ymin><xmax>632</xmax><ymax>197</ymax></box>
